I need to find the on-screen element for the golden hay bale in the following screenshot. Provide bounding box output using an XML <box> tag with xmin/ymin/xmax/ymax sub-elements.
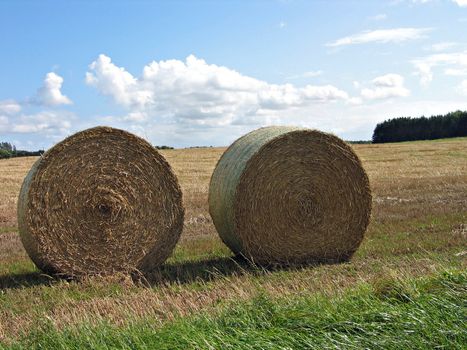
<box><xmin>209</xmin><ymin>126</ymin><xmax>372</xmax><ymax>265</ymax></box>
<box><xmin>17</xmin><ymin>126</ymin><xmax>184</xmax><ymax>276</ymax></box>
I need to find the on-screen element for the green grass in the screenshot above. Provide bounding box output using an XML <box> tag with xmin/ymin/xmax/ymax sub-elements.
<box><xmin>169</xmin><ymin>236</ymin><xmax>231</xmax><ymax>263</ymax></box>
<box><xmin>357</xmin><ymin>213</ymin><xmax>465</xmax><ymax>258</ymax></box>
<box><xmin>4</xmin><ymin>269</ymin><xmax>465</xmax><ymax>350</ymax></box>
<box><xmin>0</xmin><ymin>226</ymin><xmax>17</xmax><ymax>234</ymax></box>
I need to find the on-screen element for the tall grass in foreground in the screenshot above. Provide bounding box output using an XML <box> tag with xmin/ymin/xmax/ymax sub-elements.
<box><xmin>7</xmin><ymin>269</ymin><xmax>466</xmax><ymax>350</ymax></box>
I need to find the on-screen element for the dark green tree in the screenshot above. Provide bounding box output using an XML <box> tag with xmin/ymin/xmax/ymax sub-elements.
<box><xmin>372</xmin><ymin>111</ymin><xmax>467</xmax><ymax>143</ymax></box>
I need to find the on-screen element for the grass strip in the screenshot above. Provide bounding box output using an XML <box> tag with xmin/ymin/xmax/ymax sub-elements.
<box><xmin>5</xmin><ymin>269</ymin><xmax>465</xmax><ymax>349</ymax></box>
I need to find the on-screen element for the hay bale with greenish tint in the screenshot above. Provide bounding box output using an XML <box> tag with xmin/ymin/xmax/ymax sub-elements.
<box><xmin>209</xmin><ymin>126</ymin><xmax>372</xmax><ymax>265</ymax></box>
<box><xmin>18</xmin><ymin>126</ymin><xmax>184</xmax><ymax>277</ymax></box>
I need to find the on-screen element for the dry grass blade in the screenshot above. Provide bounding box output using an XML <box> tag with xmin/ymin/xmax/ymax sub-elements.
<box><xmin>17</xmin><ymin>126</ymin><xmax>184</xmax><ymax>277</ymax></box>
<box><xmin>209</xmin><ymin>126</ymin><xmax>372</xmax><ymax>265</ymax></box>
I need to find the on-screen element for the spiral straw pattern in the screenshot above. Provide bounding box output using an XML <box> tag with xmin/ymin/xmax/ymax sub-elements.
<box><xmin>209</xmin><ymin>126</ymin><xmax>372</xmax><ymax>265</ymax></box>
<box><xmin>17</xmin><ymin>126</ymin><xmax>184</xmax><ymax>276</ymax></box>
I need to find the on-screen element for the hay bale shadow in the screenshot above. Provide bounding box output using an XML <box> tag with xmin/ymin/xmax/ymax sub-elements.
<box><xmin>0</xmin><ymin>271</ymin><xmax>56</xmax><ymax>290</ymax></box>
<box><xmin>0</xmin><ymin>256</ymin><xmax>348</xmax><ymax>289</ymax></box>
<box><xmin>139</xmin><ymin>256</ymin><xmax>250</xmax><ymax>286</ymax></box>
<box><xmin>139</xmin><ymin>255</ymin><xmax>338</xmax><ymax>287</ymax></box>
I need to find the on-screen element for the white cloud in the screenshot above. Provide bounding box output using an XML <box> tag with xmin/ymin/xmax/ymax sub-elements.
<box><xmin>286</xmin><ymin>70</ymin><xmax>323</xmax><ymax>79</ymax></box>
<box><xmin>279</xmin><ymin>21</ymin><xmax>287</xmax><ymax>28</ymax></box>
<box><xmin>412</xmin><ymin>50</ymin><xmax>467</xmax><ymax>85</ymax></box>
<box><xmin>86</xmin><ymin>54</ymin><xmax>351</xmax><ymax>127</ymax></box>
<box><xmin>302</xmin><ymin>70</ymin><xmax>323</xmax><ymax>78</ymax></box>
<box><xmin>361</xmin><ymin>74</ymin><xmax>410</xmax><ymax>100</ymax></box>
<box><xmin>0</xmin><ymin>100</ymin><xmax>21</xmax><ymax>115</ymax></box>
<box><xmin>430</xmin><ymin>42</ymin><xmax>458</xmax><ymax>52</ymax></box>
<box><xmin>390</xmin><ymin>0</ymin><xmax>433</xmax><ymax>4</ymax></box>
<box><xmin>86</xmin><ymin>55</ymin><xmax>150</xmax><ymax>107</ymax></box>
<box><xmin>123</xmin><ymin>111</ymin><xmax>148</xmax><ymax>122</ymax></box>
<box><xmin>347</xmin><ymin>97</ymin><xmax>363</xmax><ymax>105</ymax></box>
<box><xmin>445</xmin><ymin>68</ymin><xmax>467</xmax><ymax>76</ymax></box>
<box><xmin>413</xmin><ymin>62</ymin><xmax>434</xmax><ymax>85</ymax></box>
<box><xmin>453</xmin><ymin>0</ymin><xmax>467</xmax><ymax>7</ymax></box>
<box><xmin>0</xmin><ymin>74</ymin><xmax>74</xmax><ymax>138</ymax></box>
<box><xmin>302</xmin><ymin>85</ymin><xmax>349</xmax><ymax>100</ymax></box>
<box><xmin>369</xmin><ymin>14</ymin><xmax>387</xmax><ymax>21</ymax></box>
<box><xmin>9</xmin><ymin>111</ymin><xmax>73</xmax><ymax>134</ymax></box>
<box><xmin>372</xmin><ymin>74</ymin><xmax>405</xmax><ymax>87</ymax></box>
<box><xmin>410</xmin><ymin>0</ymin><xmax>467</xmax><ymax>7</ymax></box>
<box><xmin>0</xmin><ymin>116</ymin><xmax>8</xmax><ymax>132</ymax></box>
<box><xmin>89</xmin><ymin>55</ymin><xmax>467</xmax><ymax>147</ymax></box>
<box><xmin>458</xmin><ymin>80</ymin><xmax>467</xmax><ymax>95</ymax></box>
<box><xmin>326</xmin><ymin>28</ymin><xmax>431</xmax><ymax>47</ymax></box>
<box><xmin>35</xmin><ymin>72</ymin><xmax>72</xmax><ymax>106</ymax></box>
<box><xmin>0</xmin><ymin>74</ymin><xmax>72</xmax><ymax>130</ymax></box>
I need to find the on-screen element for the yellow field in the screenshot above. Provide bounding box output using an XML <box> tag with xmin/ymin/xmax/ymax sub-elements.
<box><xmin>2</xmin><ymin>139</ymin><xmax>466</xmax><ymax>238</ymax></box>
<box><xmin>0</xmin><ymin>138</ymin><xmax>465</xmax><ymax>341</ymax></box>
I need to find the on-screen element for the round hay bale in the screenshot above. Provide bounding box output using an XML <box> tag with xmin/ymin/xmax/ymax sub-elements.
<box><xmin>17</xmin><ymin>126</ymin><xmax>184</xmax><ymax>277</ymax></box>
<box><xmin>209</xmin><ymin>126</ymin><xmax>372</xmax><ymax>265</ymax></box>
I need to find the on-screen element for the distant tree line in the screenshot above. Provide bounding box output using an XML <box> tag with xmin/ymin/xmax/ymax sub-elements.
<box><xmin>347</xmin><ymin>140</ymin><xmax>372</xmax><ymax>144</ymax></box>
<box><xmin>154</xmin><ymin>145</ymin><xmax>174</xmax><ymax>150</ymax></box>
<box><xmin>372</xmin><ymin>110</ymin><xmax>467</xmax><ymax>143</ymax></box>
<box><xmin>0</xmin><ymin>142</ymin><xmax>44</xmax><ymax>159</ymax></box>
<box><xmin>0</xmin><ymin>141</ymin><xmax>174</xmax><ymax>159</ymax></box>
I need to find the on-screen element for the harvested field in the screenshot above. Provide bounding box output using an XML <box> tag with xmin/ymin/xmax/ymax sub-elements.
<box><xmin>0</xmin><ymin>137</ymin><xmax>465</xmax><ymax>345</ymax></box>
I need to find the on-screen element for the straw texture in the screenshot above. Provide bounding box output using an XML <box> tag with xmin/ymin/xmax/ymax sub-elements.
<box><xmin>209</xmin><ymin>126</ymin><xmax>372</xmax><ymax>265</ymax></box>
<box><xmin>17</xmin><ymin>126</ymin><xmax>184</xmax><ymax>276</ymax></box>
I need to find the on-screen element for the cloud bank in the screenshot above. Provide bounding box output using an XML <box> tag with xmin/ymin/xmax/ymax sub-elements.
<box><xmin>86</xmin><ymin>54</ymin><xmax>351</xmax><ymax>127</ymax></box>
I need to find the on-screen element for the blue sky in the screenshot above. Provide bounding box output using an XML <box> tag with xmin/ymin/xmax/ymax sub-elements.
<box><xmin>1</xmin><ymin>0</ymin><xmax>467</xmax><ymax>150</ymax></box>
